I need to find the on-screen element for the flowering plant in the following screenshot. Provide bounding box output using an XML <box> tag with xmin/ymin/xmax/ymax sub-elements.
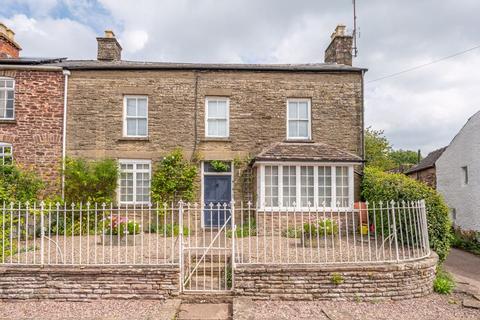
<box><xmin>102</xmin><ymin>216</ymin><xmax>140</xmax><ymax>236</ymax></box>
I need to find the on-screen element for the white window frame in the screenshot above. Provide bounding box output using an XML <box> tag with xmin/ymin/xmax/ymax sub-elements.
<box><xmin>0</xmin><ymin>77</ymin><xmax>15</xmax><ymax>120</ymax></box>
<box><xmin>286</xmin><ymin>98</ymin><xmax>311</xmax><ymax>140</ymax></box>
<box><xmin>118</xmin><ymin>159</ymin><xmax>151</xmax><ymax>205</ymax></box>
<box><xmin>257</xmin><ymin>162</ymin><xmax>354</xmax><ymax>211</ymax></box>
<box><xmin>0</xmin><ymin>142</ymin><xmax>13</xmax><ymax>165</ymax></box>
<box><xmin>205</xmin><ymin>96</ymin><xmax>230</xmax><ymax>138</ymax></box>
<box><xmin>123</xmin><ymin>95</ymin><xmax>148</xmax><ymax>137</ymax></box>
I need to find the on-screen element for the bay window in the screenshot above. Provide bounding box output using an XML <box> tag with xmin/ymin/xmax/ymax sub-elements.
<box><xmin>259</xmin><ymin>164</ymin><xmax>353</xmax><ymax>210</ymax></box>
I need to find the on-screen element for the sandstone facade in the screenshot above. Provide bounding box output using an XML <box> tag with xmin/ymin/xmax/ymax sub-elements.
<box><xmin>66</xmin><ymin>68</ymin><xmax>364</xmax><ymax>202</ymax></box>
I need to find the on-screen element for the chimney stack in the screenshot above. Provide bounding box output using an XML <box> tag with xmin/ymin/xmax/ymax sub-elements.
<box><xmin>0</xmin><ymin>23</ymin><xmax>21</xmax><ymax>58</ymax></box>
<box><xmin>96</xmin><ymin>30</ymin><xmax>122</xmax><ymax>61</ymax></box>
<box><xmin>324</xmin><ymin>25</ymin><xmax>353</xmax><ymax>66</ymax></box>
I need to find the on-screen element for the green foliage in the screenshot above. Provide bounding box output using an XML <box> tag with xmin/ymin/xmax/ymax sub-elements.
<box><xmin>303</xmin><ymin>219</ymin><xmax>339</xmax><ymax>236</ymax></box>
<box><xmin>452</xmin><ymin>227</ymin><xmax>480</xmax><ymax>256</ymax></box>
<box><xmin>0</xmin><ymin>164</ymin><xmax>43</xmax><ymax>203</ymax></box>
<box><xmin>209</xmin><ymin>160</ymin><xmax>230</xmax><ymax>172</ymax></box>
<box><xmin>433</xmin><ymin>266</ymin><xmax>455</xmax><ymax>294</ymax></box>
<box><xmin>361</xmin><ymin>167</ymin><xmax>453</xmax><ymax>262</ymax></box>
<box><xmin>330</xmin><ymin>273</ymin><xmax>344</xmax><ymax>285</ymax></box>
<box><xmin>282</xmin><ymin>227</ymin><xmax>302</xmax><ymax>238</ymax></box>
<box><xmin>227</xmin><ymin>218</ymin><xmax>256</xmax><ymax>238</ymax></box>
<box><xmin>365</xmin><ymin>127</ymin><xmax>396</xmax><ymax>170</ymax></box>
<box><xmin>365</xmin><ymin>127</ymin><xmax>420</xmax><ymax>170</ymax></box>
<box><xmin>390</xmin><ymin>149</ymin><xmax>420</xmax><ymax>167</ymax></box>
<box><xmin>0</xmin><ymin>214</ymin><xmax>14</xmax><ymax>260</ymax></box>
<box><xmin>151</xmin><ymin>149</ymin><xmax>198</xmax><ymax>204</ymax></box>
<box><xmin>63</xmin><ymin>157</ymin><xmax>118</xmax><ymax>203</ymax></box>
<box><xmin>151</xmin><ymin>223</ymin><xmax>189</xmax><ymax>237</ymax></box>
<box><xmin>102</xmin><ymin>216</ymin><xmax>140</xmax><ymax>236</ymax></box>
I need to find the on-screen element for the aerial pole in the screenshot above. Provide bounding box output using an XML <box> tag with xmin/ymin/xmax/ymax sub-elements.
<box><xmin>352</xmin><ymin>0</ymin><xmax>358</xmax><ymax>57</ymax></box>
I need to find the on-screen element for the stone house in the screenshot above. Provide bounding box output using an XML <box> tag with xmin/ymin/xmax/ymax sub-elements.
<box><xmin>0</xmin><ymin>23</ymin><xmax>66</xmax><ymax>193</ymax></box>
<box><xmin>58</xmin><ymin>25</ymin><xmax>366</xmax><ymax>222</ymax></box>
<box><xmin>437</xmin><ymin>111</ymin><xmax>480</xmax><ymax>231</ymax></box>
<box><xmin>405</xmin><ymin>147</ymin><xmax>446</xmax><ymax>188</ymax></box>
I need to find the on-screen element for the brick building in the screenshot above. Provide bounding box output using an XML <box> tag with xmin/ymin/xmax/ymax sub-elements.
<box><xmin>0</xmin><ymin>23</ymin><xmax>66</xmax><ymax>194</ymax></box>
<box><xmin>59</xmin><ymin>25</ymin><xmax>366</xmax><ymax>218</ymax></box>
<box><xmin>405</xmin><ymin>147</ymin><xmax>446</xmax><ymax>189</ymax></box>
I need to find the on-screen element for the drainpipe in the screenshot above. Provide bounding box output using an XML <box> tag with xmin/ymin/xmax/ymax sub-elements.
<box><xmin>61</xmin><ymin>69</ymin><xmax>71</xmax><ymax>201</ymax></box>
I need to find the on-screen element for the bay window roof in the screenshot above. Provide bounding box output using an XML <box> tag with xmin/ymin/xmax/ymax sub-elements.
<box><xmin>254</xmin><ymin>142</ymin><xmax>363</xmax><ymax>163</ymax></box>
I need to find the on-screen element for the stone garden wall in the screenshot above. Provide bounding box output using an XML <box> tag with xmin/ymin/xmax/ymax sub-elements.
<box><xmin>0</xmin><ymin>265</ymin><xmax>179</xmax><ymax>301</ymax></box>
<box><xmin>234</xmin><ymin>252</ymin><xmax>437</xmax><ymax>301</ymax></box>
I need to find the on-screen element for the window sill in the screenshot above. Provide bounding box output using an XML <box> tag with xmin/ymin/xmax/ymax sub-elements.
<box><xmin>0</xmin><ymin>119</ymin><xmax>16</xmax><ymax>124</ymax></box>
<box><xmin>118</xmin><ymin>137</ymin><xmax>150</xmax><ymax>142</ymax></box>
<box><xmin>201</xmin><ymin>137</ymin><xmax>232</xmax><ymax>142</ymax></box>
<box><xmin>283</xmin><ymin>139</ymin><xmax>314</xmax><ymax>143</ymax></box>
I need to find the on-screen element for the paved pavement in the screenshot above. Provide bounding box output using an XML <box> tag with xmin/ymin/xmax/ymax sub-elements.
<box><xmin>444</xmin><ymin>248</ymin><xmax>480</xmax><ymax>293</ymax></box>
<box><xmin>178</xmin><ymin>303</ymin><xmax>231</xmax><ymax>320</ymax></box>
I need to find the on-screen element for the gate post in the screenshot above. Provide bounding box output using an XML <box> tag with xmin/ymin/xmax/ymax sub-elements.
<box><xmin>178</xmin><ymin>201</ymin><xmax>184</xmax><ymax>292</ymax></box>
<box><xmin>231</xmin><ymin>200</ymin><xmax>235</xmax><ymax>289</ymax></box>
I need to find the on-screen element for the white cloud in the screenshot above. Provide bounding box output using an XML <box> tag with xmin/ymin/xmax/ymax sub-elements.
<box><xmin>2</xmin><ymin>14</ymin><xmax>97</xmax><ymax>59</ymax></box>
<box><xmin>121</xmin><ymin>29</ymin><xmax>149</xmax><ymax>53</ymax></box>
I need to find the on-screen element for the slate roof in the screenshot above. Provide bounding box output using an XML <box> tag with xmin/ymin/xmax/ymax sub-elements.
<box><xmin>54</xmin><ymin>60</ymin><xmax>366</xmax><ymax>72</ymax></box>
<box><xmin>255</xmin><ymin>142</ymin><xmax>363</xmax><ymax>163</ymax></box>
<box><xmin>405</xmin><ymin>147</ymin><xmax>447</xmax><ymax>174</ymax></box>
<box><xmin>0</xmin><ymin>57</ymin><xmax>66</xmax><ymax>65</ymax></box>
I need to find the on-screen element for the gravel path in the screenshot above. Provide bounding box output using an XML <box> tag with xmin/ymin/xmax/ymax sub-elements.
<box><xmin>0</xmin><ymin>299</ymin><xmax>180</xmax><ymax>320</ymax></box>
<box><xmin>233</xmin><ymin>293</ymin><xmax>480</xmax><ymax>320</ymax></box>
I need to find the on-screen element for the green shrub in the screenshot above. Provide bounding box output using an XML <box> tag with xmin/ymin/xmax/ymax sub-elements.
<box><xmin>303</xmin><ymin>219</ymin><xmax>339</xmax><ymax>236</ymax></box>
<box><xmin>151</xmin><ymin>149</ymin><xmax>198</xmax><ymax>204</ymax></box>
<box><xmin>331</xmin><ymin>273</ymin><xmax>344</xmax><ymax>285</ymax></box>
<box><xmin>433</xmin><ymin>266</ymin><xmax>455</xmax><ymax>294</ymax></box>
<box><xmin>151</xmin><ymin>223</ymin><xmax>189</xmax><ymax>237</ymax></box>
<box><xmin>361</xmin><ymin>167</ymin><xmax>452</xmax><ymax>262</ymax></box>
<box><xmin>0</xmin><ymin>164</ymin><xmax>43</xmax><ymax>203</ymax></box>
<box><xmin>63</xmin><ymin>157</ymin><xmax>118</xmax><ymax>204</ymax></box>
<box><xmin>227</xmin><ymin>218</ymin><xmax>256</xmax><ymax>238</ymax></box>
<box><xmin>452</xmin><ymin>227</ymin><xmax>480</xmax><ymax>256</ymax></box>
<box><xmin>282</xmin><ymin>227</ymin><xmax>302</xmax><ymax>238</ymax></box>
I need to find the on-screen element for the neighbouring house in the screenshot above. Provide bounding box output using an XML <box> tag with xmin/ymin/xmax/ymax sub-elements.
<box><xmin>0</xmin><ymin>23</ymin><xmax>66</xmax><ymax>194</ymax></box>
<box><xmin>405</xmin><ymin>147</ymin><xmax>447</xmax><ymax>188</ymax></box>
<box><xmin>58</xmin><ymin>25</ymin><xmax>365</xmax><ymax>221</ymax></box>
<box><xmin>437</xmin><ymin>111</ymin><xmax>480</xmax><ymax>231</ymax></box>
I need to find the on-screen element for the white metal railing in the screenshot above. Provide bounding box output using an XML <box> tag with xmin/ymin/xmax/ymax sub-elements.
<box><xmin>233</xmin><ymin>200</ymin><xmax>430</xmax><ymax>264</ymax></box>
<box><xmin>1</xmin><ymin>202</ymin><xmax>180</xmax><ymax>265</ymax></box>
<box><xmin>0</xmin><ymin>200</ymin><xmax>430</xmax><ymax>267</ymax></box>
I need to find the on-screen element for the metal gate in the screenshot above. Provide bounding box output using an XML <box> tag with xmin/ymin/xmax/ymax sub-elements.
<box><xmin>180</xmin><ymin>203</ymin><xmax>235</xmax><ymax>292</ymax></box>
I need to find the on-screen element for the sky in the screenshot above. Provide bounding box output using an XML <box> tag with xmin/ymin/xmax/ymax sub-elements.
<box><xmin>1</xmin><ymin>0</ymin><xmax>479</xmax><ymax>155</ymax></box>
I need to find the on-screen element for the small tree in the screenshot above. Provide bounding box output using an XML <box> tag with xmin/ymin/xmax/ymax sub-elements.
<box><xmin>390</xmin><ymin>149</ymin><xmax>421</xmax><ymax>167</ymax></box>
<box><xmin>63</xmin><ymin>157</ymin><xmax>118</xmax><ymax>203</ymax></box>
<box><xmin>365</xmin><ymin>127</ymin><xmax>396</xmax><ymax>170</ymax></box>
<box><xmin>151</xmin><ymin>149</ymin><xmax>198</xmax><ymax>204</ymax></box>
<box><xmin>0</xmin><ymin>164</ymin><xmax>43</xmax><ymax>203</ymax></box>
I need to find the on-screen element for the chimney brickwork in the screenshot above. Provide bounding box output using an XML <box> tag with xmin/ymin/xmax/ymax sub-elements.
<box><xmin>324</xmin><ymin>25</ymin><xmax>353</xmax><ymax>66</ymax></box>
<box><xmin>0</xmin><ymin>23</ymin><xmax>21</xmax><ymax>58</ymax></box>
<box><xmin>96</xmin><ymin>30</ymin><xmax>122</xmax><ymax>61</ymax></box>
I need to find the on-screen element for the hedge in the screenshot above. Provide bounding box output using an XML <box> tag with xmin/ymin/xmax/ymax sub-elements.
<box><xmin>361</xmin><ymin>167</ymin><xmax>452</xmax><ymax>262</ymax></box>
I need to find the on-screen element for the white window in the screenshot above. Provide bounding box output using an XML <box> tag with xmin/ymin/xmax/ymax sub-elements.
<box><xmin>0</xmin><ymin>77</ymin><xmax>15</xmax><ymax>120</ymax></box>
<box><xmin>287</xmin><ymin>99</ymin><xmax>311</xmax><ymax>140</ymax></box>
<box><xmin>124</xmin><ymin>96</ymin><xmax>148</xmax><ymax>137</ymax></box>
<box><xmin>259</xmin><ymin>164</ymin><xmax>353</xmax><ymax>210</ymax></box>
<box><xmin>119</xmin><ymin>160</ymin><xmax>151</xmax><ymax>204</ymax></box>
<box><xmin>205</xmin><ymin>97</ymin><xmax>229</xmax><ymax>138</ymax></box>
<box><xmin>0</xmin><ymin>143</ymin><xmax>13</xmax><ymax>165</ymax></box>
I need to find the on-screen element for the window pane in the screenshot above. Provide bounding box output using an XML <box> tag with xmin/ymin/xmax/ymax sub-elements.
<box><xmin>300</xmin><ymin>166</ymin><xmax>314</xmax><ymax>207</ymax></box>
<box><xmin>207</xmin><ymin>119</ymin><xmax>217</xmax><ymax>136</ymax></box>
<box><xmin>216</xmin><ymin>119</ymin><xmax>227</xmax><ymax>136</ymax></box>
<box><xmin>126</xmin><ymin>98</ymin><xmax>136</xmax><ymax>115</ymax></box>
<box><xmin>0</xmin><ymin>91</ymin><xmax>4</xmax><ymax>100</ymax></box>
<box><xmin>137</xmin><ymin>98</ymin><xmax>147</xmax><ymax>116</ymax></box>
<box><xmin>6</xmin><ymin>91</ymin><xmax>13</xmax><ymax>100</ymax></box>
<box><xmin>298</xmin><ymin>120</ymin><xmax>308</xmax><ymax>138</ymax></box>
<box><xmin>288</xmin><ymin>102</ymin><xmax>298</xmax><ymax>118</ymax></box>
<box><xmin>137</xmin><ymin>119</ymin><xmax>147</xmax><ymax>136</ymax></box>
<box><xmin>288</xmin><ymin>121</ymin><xmax>298</xmax><ymax>138</ymax></box>
<box><xmin>216</xmin><ymin>100</ymin><xmax>227</xmax><ymax>117</ymax></box>
<box><xmin>298</xmin><ymin>102</ymin><xmax>308</xmax><ymax>118</ymax></box>
<box><xmin>5</xmin><ymin>109</ymin><xmax>13</xmax><ymax>119</ymax></box>
<box><xmin>264</xmin><ymin>165</ymin><xmax>279</xmax><ymax>207</ymax></box>
<box><xmin>126</xmin><ymin>119</ymin><xmax>137</xmax><ymax>135</ymax></box>
<box><xmin>318</xmin><ymin>166</ymin><xmax>332</xmax><ymax>207</ymax></box>
<box><xmin>120</xmin><ymin>162</ymin><xmax>150</xmax><ymax>203</ymax></box>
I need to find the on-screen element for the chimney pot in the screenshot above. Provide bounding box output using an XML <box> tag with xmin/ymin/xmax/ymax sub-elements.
<box><xmin>0</xmin><ymin>22</ymin><xmax>21</xmax><ymax>58</ymax></box>
<box><xmin>324</xmin><ymin>24</ymin><xmax>353</xmax><ymax>66</ymax></box>
<box><xmin>96</xmin><ymin>29</ymin><xmax>122</xmax><ymax>61</ymax></box>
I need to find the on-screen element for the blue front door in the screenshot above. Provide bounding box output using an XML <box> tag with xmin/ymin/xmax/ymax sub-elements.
<box><xmin>203</xmin><ymin>175</ymin><xmax>232</xmax><ymax>228</ymax></box>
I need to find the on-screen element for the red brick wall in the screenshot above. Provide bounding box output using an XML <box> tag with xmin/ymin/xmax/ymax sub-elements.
<box><xmin>0</xmin><ymin>69</ymin><xmax>64</xmax><ymax>195</ymax></box>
